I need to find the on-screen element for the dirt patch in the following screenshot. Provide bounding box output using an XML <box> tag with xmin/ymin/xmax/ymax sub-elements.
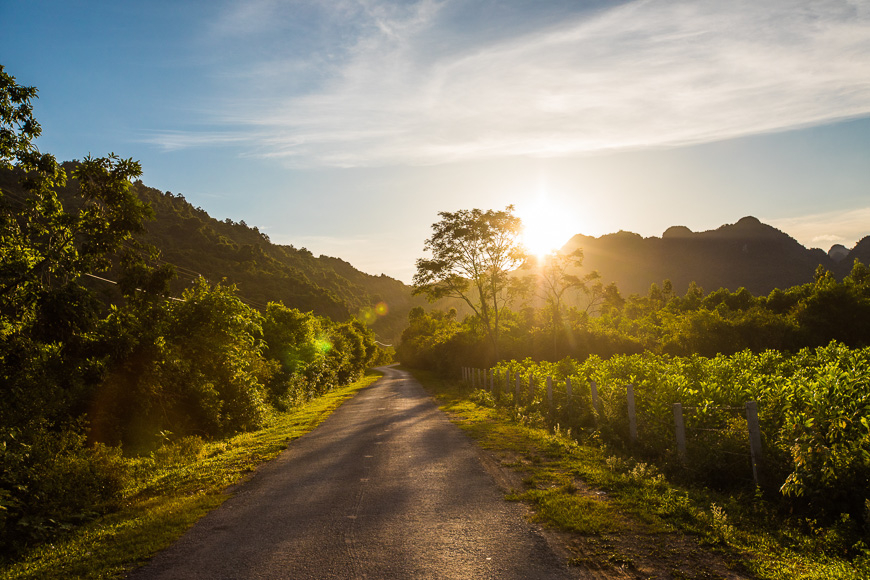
<box><xmin>475</xmin><ymin>446</ymin><xmax>756</xmax><ymax>580</ymax></box>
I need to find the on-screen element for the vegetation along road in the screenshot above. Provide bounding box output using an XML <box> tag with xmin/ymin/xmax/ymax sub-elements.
<box><xmin>129</xmin><ymin>366</ymin><xmax>577</xmax><ymax>579</ymax></box>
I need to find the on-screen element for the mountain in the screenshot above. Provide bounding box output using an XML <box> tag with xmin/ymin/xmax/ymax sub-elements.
<box><xmin>132</xmin><ymin>180</ymin><xmax>424</xmax><ymax>345</ymax></box>
<box><xmin>0</xmin><ymin>163</ymin><xmax>421</xmax><ymax>345</ymax></box>
<box><xmin>828</xmin><ymin>244</ymin><xmax>850</xmax><ymax>262</ymax></box>
<box><xmin>847</xmin><ymin>236</ymin><xmax>870</xmax><ymax>269</ymax></box>
<box><xmin>562</xmin><ymin>216</ymin><xmax>863</xmax><ymax>297</ymax></box>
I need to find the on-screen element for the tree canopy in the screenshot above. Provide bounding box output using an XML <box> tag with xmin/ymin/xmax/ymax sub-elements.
<box><xmin>413</xmin><ymin>206</ymin><xmax>525</xmax><ymax>361</ymax></box>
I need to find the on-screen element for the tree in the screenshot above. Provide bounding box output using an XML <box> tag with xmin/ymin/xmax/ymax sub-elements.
<box><xmin>1</xmin><ymin>64</ymin><xmax>53</xmax><ymax>172</ymax></box>
<box><xmin>413</xmin><ymin>207</ymin><xmax>525</xmax><ymax>361</ymax></box>
<box><xmin>525</xmin><ymin>248</ymin><xmax>601</xmax><ymax>359</ymax></box>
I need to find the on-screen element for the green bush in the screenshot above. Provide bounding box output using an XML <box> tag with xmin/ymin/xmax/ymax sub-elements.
<box><xmin>0</xmin><ymin>422</ymin><xmax>128</xmax><ymax>557</ymax></box>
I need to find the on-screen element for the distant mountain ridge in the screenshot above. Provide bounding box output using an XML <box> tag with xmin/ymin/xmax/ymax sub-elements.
<box><xmin>563</xmin><ymin>216</ymin><xmax>868</xmax><ymax>297</ymax></box>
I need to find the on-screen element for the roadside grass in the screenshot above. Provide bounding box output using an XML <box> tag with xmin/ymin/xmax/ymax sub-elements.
<box><xmin>0</xmin><ymin>371</ymin><xmax>381</xmax><ymax>580</ymax></box>
<box><xmin>410</xmin><ymin>369</ymin><xmax>870</xmax><ymax>580</ymax></box>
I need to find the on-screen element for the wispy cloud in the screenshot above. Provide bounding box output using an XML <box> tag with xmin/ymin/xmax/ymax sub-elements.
<box><xmin>766</xmin><ymin>206</ymin><xmax>870</xmax><ymax>250</ymax></box>
<box><xmin>173</xmin><ymin>0</ymin><xmax>870</xmax><ymax>166</ymax></box>
<box><xmin>141</xmin><ymin>130</ymin><xmax>259</xmax><ymax>152</ymax></box>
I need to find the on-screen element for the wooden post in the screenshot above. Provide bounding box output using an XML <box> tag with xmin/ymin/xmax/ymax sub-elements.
<box><xmin>746</xmin><ymin>401</ymin><xmax>763</xmax><ymax>486</ymax></box>
<box><xmin>547</xmin><ymin>376</ymin><xmax>553</xmax><ymax>416</ymax></box>
<box><xmin>529</xmin><ymin>373</ymin><xmax>535</xmax><ymax>401</ymax></box>
<box><xmin>590</xmin><ymin>380</ymin><xmax>602</xmax><ymax>420</ymax></box>
<box><xmin>515</xmin><ymin>373</ymin><xmax>521</xmax><ymax>403</ymax></box>
<box><xmin>673</xmin><ymin>403</ymin><xmax>686</xmax><ymax>461</ymax></box>
<box><xmin>627</xmin><ymin>383</ymin><xmax>637</xmax><ymax>444</ymax></box>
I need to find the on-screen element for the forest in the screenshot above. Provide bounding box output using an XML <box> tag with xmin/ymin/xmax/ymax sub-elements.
<box><xmin>0</xmin><ymin>66</ymin><xmax>391</xmax><ymax>558</ymax></box>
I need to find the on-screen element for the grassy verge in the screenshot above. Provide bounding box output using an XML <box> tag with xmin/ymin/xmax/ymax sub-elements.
<box><xmin>410</xmin><ymin>369</ymin><xmax>870</xmax><ymax>580</ymax></box>
<box><xmin>1</xmin><ymin>371</ymin><xmax>381</xmax><ymax>580</ymax></box>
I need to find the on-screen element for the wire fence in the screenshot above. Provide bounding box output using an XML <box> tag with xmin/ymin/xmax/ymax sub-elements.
<box><xmin>462</xmin><ymin>366</ymin><xmax>764</xmax><ymax>486</ymax></box>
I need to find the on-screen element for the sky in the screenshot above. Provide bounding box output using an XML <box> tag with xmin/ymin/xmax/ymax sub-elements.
<box><xmin>2</xmin><ymin>0</ymin><xmax>869</xmax><ymax>283</ymax></box>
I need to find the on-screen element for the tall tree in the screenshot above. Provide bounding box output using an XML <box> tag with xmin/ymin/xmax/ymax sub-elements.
<box><xmin>413</xmin><ymin>207</ymin><xmax>525</xmax><ymax>361</ymax></box>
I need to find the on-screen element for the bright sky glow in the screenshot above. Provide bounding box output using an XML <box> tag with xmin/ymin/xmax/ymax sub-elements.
<box><xmin>516</xmin><ymin>195</ymin><xmax>581</xmax><ymax>259</ymax></box>
<box><xmin>2</xmin><ymin>0</ymin><xmax>869</xmax><ymax>283</ymax></box>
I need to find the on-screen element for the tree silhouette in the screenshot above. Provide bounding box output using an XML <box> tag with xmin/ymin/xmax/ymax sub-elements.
<box><xmin>413</xmin><ymin>207</ymin><xmax>525</xmax><ymax>361</ymax></box>
<box><xmin>524</xmin><ymin>249</ymin><xmax>601</xmax><ymax>358</ymax></box>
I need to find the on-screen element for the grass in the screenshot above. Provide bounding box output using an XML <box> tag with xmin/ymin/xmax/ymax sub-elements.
<box><xmin>410</xmin><ymin>368</ymin><xmax>870</xmax><ymax>580</ymax></box>
<box><xmin>0</xmin><ymin>371</ymin><xmax>381</xmax><ymax>580</ymax></box>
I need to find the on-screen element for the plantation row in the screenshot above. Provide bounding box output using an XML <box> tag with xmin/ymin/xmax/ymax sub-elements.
<box><xmin>465</xmin><ymin>342</ymin><xmax>870</xmax><ymax>524</ymax></box>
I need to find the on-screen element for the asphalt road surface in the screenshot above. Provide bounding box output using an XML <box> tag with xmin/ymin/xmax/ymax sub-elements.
<box><xmin>129</xmin><ymin>366</ymin><xmax>578</xmax><ymax>579</ymax></box>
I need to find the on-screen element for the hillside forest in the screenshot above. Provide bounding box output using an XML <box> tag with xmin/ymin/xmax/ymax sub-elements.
<box><xmin>0</xmin><ymin>67</ymin><xmax>393</xmax><ymax>557</ymax></box>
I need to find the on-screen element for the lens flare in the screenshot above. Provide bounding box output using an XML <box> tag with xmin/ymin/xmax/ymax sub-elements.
<box><xmin>375</xmin><ymin>302</ymin><xmax>389</xmax><ymax>316</ymax></box>
<box><xmin>359</xmin><ymin>306</ymin><xmax>377</xmax><ymax>324</ymax></box>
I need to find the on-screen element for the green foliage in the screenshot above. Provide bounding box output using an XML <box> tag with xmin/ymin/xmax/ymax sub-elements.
<box><xmin>487</xmin><ymin>343</ymin><xmax>870</xmax><ymax>532</ymax></box>
<box><xmin>401</xmin><ymin>260</ymin><xmax>870</xmax><ymax>371</ymax></box>
<box><xmin>0</xmin><ymin>374</ymin><xmax>380</xmax><ymax>579</ymax></box>
<box><xmin>0</xmin><ymin>67</ymin><xmax>390</xmax><ymax>561</ymax></box>
<box><xmin>0</xmin><ymin>422</ymin><xmax>128</xmax><ymax>556</ymax></box>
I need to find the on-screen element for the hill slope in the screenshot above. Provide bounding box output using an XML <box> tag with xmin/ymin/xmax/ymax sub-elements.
<box><xmin>131</xmin><ymin>179</ymin><xmax>423</xmax><ymax>344</ymax></box>
<box><xmin>0</xmin><ymin>163</ymin><xmax>421</xmax><ymax>344</ymax></box>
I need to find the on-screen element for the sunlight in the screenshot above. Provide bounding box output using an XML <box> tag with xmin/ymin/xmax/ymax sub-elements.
<box><xmin>516</xmin><ymin>196</ymin><xmax>580</xmax><ymax>259</ymax></box>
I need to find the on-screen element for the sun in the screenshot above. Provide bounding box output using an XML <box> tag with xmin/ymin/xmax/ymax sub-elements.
<box><xmin>516</xmin><ymin>197</ymin><xmax>579</xmax><ymax>259</ymax></box>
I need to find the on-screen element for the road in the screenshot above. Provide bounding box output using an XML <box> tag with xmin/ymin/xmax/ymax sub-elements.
<box><xmin>129</xmin><ymin>366</ymin><xmax>578</xmax><ymax>579</ymax></box>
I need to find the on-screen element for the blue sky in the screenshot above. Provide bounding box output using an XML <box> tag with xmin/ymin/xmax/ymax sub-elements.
<box><xmin>3</xmin><ymin>0</ymin><xmax>869</xmax><ymax>282</ymax></box>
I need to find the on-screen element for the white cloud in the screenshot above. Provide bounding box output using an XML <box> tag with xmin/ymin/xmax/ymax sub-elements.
<box><xmin>177</xmin><ymin>0</ymin><xmax>870</xmax><ymax>167</ymax></box>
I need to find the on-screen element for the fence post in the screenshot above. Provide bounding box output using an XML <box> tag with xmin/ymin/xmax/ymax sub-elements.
<box><xmin>529</xmin><ymin>373</ymin><xmax>535</xmax><ymax>401</ymax></box>
<box><xmin>590</xmin><ymin>380</ymin><xmax>602</xmax><ymax>422</ymax></box>
<box><xmin>746</xmin><ymin>401</ymin><xmax>763</xmax><ymax>486</ymax></box>
<box><xmin>547</xmin><ymin>376</ymin><xmax>553</xmax><ymax>416</ymax></box>
<box><xmin>515</xmin><ymin>373</ymin><xmax>521</xmax><ymax>403</ymax></box>
<box><xmin>673</xmin><ymin>403</ymin><xmax>686</xmax><ymax>461</ymax></box>
<box><xmin>565</xmin><ymin>376</ymin><xmax>573</xmax><ymax>409</ymax></box>
<box><xmin>627</xmin><ymin>383</ymin><xmax>637</xmax><ymax>444</ymax></box>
